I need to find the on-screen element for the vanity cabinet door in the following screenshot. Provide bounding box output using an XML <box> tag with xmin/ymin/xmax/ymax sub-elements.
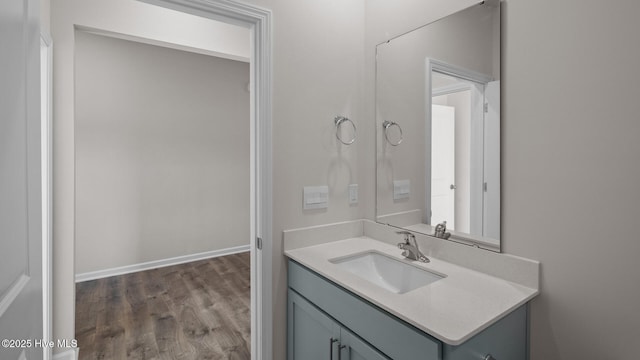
<box><xmin>340</xmin><ymin>328</ymin><xmax>390</xmax><ymax>360</ymax></box>
<box><xmin>288</xmin><ymin>289</ymin><xmax>340</xmax><ymax>360</ymax></box>
<box><xmin>289</xmin><ymin>289</ymin><xmax>392</xmax><ymax>360</ymax></box>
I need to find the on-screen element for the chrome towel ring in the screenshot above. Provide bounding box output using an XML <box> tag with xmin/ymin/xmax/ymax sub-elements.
<box><xmin>335</xmin><ymin>116</ymin><xmax>356</xmax><ymax>145</ymax></box>
<box><xmin>382</xmin><ymin>120</ymin><xmax>403</xmax><ymax>146</ymax></box>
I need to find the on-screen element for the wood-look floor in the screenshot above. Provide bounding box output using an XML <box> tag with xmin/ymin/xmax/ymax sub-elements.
<box><xmin>75</xmin><ymin>252</ymin><xmax>251</xmax><ymax>360</ymax></box>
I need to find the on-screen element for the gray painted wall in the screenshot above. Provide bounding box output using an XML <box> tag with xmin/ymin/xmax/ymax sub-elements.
<box><xmin>366</xmin><ymin>0</ymin><xmax>640</xmax><ymax>359</ymax></box>
<box><xmin>74</xmin><ymin>31</ymin><xmax>250</xmax><ymax>274</ymax></box>
<box><xmin>501</xmin><ymin>0</ymin><xmax>640</xmax><ymax>358</ymax></box>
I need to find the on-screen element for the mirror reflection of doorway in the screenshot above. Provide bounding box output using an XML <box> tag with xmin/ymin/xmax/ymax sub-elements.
<box><xmin>430</xmin><ymin>70</ymin><xmax>481</xmax><ymax>235</ymax></box>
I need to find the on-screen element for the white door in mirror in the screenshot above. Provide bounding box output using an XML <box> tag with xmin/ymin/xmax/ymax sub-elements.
<box><xmin>431</xmin><ymin>105</ymin><xmax>455</xmax><ymax>228</ymax></box>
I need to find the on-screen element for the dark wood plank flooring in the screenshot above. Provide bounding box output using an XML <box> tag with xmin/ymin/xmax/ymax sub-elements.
<box><xmin>75</xmin><ymin>252</ymin><xmax>251</xmax><ymax>360</ymax></box>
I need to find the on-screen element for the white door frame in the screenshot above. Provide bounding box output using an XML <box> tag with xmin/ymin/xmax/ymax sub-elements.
<box><xmin>139</xmin><ymin>1</ymin><xmax>273</xmax><ymax>359</ymax></box>
<box><xmin>40</xmin><ymin>32</ymin><xmax>53</xmax><ymax>360</ymax></box>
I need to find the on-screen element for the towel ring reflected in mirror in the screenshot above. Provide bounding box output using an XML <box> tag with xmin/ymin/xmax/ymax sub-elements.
<box><xmin>382</xmin><ymin>120</ymin><xmax>403</xmax><ymax>146</ymax></box>
<box><xmin>335</xmin><ymin>116</ymin><xmax>356</xmax><ymax>145</ymax></box>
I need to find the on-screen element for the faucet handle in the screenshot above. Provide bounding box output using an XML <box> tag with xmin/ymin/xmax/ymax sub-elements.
<box><xmin>396</xmin><ymin>230</ymin><xmax>414</xmax><ymax>243</ymax></box>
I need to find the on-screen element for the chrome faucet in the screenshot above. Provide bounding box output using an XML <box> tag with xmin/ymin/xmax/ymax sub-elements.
<box><xmin>396</xmin><ymin>231</ymin><xmax>429</xmax><ymax>263</ymax></box>
<box><xmin>434</xmin><ymin>221</ymin><xmax>451</xmax><ymax>239</ymax></box>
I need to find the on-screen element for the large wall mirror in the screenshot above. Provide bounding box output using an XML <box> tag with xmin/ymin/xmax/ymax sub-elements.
<box><xmin>376</xmin><ymin>1</ymin><xmax>501</xmax><ymax>251</ymax></box>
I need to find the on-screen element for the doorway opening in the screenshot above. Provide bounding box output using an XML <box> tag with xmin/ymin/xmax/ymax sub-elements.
<box><xmin>73</xmin><ymin>27</ymin><xmax>252</xmax><ymax>358</ymax></box>
<box><xmin>63</xmin><ymin>0</ymin><xmax>272</xmax><ymax>359</ymax></box>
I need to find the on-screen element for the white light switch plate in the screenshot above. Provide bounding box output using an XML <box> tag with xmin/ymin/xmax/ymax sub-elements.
<box><xmin>348</xmin><ymin>184</ymin><xmax>358</xmax><ymax>204</ymax></box>
<box><xmin>303</xmin><ymin>186</ymin><xmax>329</xmax><ymax>210</ymax></box>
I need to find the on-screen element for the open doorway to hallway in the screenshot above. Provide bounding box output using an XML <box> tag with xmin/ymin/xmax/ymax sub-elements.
<box><xmin>51</xmin><ymin>0</ymin><xmax>273</xmax><ymax>357</ymax></box>
<box><xmin>72</xmin><ymin>17</ymin><xmax>251</xmax><ymax>359</ymax></box>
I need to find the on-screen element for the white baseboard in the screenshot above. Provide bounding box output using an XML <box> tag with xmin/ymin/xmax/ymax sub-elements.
<box><xmin>75</xmin><ymin>245</ymin><xmax>250</xmax><ymax>282</ymax></box>
<box><xmin>52</xmin><ymin>348</ymin><xmax>78</xmax><ymax>360</ymax></box>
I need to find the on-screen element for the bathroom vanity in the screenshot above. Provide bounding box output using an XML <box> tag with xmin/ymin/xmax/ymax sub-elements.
<box><xmin>285</xmin><ymin>2</ymin><xmax>538</xmax><ymax>358</ymax></box>
<box><xmin>284</xmin><ymin>222</ymin><xmax>539</xmax><ymax>360</ymax></box>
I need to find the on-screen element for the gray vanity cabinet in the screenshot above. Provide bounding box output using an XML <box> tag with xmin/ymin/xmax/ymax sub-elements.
<box><xmin>288</xmin><ymin>290</ymin><xmax>389</xmax><ymax>360</ymax></box>
<box><xmin>287</xmin><ymin>260</ymin><xmax>528</xmax><ymax>360</ymax></box>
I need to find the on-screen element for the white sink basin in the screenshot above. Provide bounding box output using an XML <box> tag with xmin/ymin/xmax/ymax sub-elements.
<box><xmin>330</xmin><ymin>251</ymin><xmax>444</xmax><ymax>294</ymax></box>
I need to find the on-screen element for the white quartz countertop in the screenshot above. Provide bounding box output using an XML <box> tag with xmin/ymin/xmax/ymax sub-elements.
<box><xmin>285</xmin><ymin>236</ymin><xmax>539</xmax><ymax>345</ymax></box>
